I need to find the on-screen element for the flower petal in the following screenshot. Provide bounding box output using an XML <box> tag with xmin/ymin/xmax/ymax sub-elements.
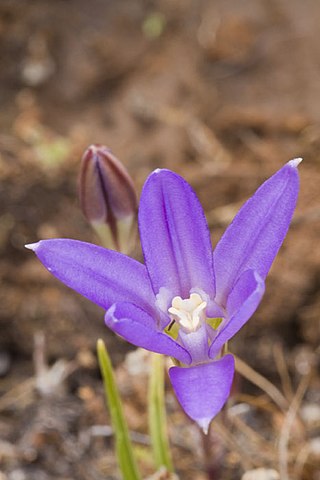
<box><xmin>169</xmin><ymin>355</ymin><xmax>235</xmax><ymax>432</ymax></box>
<box><xmin>213</xmin><ymin>160</ymin><xmax>300</xmax><ymax>305</ymax></box>
<box><xmin>27</xmin><ymin>239</ymin><xmax>155</xmax><ymax>313</ymax></box>
<box><xmin>209</xmin><ymin>269</ymin><xmax>265</xmax><ymax>358</ymax></box>
<box><xmin>105</xmin><ymin>302</ymin><xmax>191</xmax><ymax>365</ymax></box>
<box><xmin>138</xmin><ymin>169</ymin><xmax>215</xmax><ymax>300</ymax></box>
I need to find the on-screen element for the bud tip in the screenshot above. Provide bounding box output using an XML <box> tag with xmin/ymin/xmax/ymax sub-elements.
<box><xmin>288</xmin><ymin>157</ymin><xmax>303</xmax><ymax>168</ymax></box>
<box><xmin>25</xmin><ymin>242</ymin><xmax>40</xmax><ymax>252</ymax></box>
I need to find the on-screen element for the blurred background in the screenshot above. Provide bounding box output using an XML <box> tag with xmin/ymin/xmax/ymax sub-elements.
<box><xmin>0</xmin><ymin>1</ymin><xmax>319</xmax><ymax>479</ymax></box>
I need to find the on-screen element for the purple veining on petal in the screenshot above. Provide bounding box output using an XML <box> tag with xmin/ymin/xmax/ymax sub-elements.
<box><xmin>209</xmin><ymin>269</ymin><xmax>265</xmax><ymax>359</ymax></box>
<box><xmin>139</xmin><ymin>169</ymin><xmax>215</xmax><ymax>300</ymax></box>
<box><xmin>213</xmin><ymin>161</ymin><xmax>299</xmax><ymax>305</ymax></box>
<box><xmin>105</xmin><ymin>302</ymin><xmax>191</xmax><ymax>365</ymax></box>
<box><xmin>29</xmin><ymin>239</ymin><xmax>156</xmax><ymax>315</ymax></box>
<box><xmin>178</xmin><ymin>326</ymin><xmax>209</xmax><ymax>365</ymax></box>
<box><xmin>169</xmin><ymin>355</ymin><xmax>235</xmax><ymax>432</ymax></box>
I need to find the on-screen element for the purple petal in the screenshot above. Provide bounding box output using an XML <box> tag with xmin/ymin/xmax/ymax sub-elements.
<box><xmin>27</xmin><ymin>239</ymin><xmax>155</xmax><ymax>314</ymax></box>
<box><xmin>209</xmin><ymin>269</ymin><xmax>265</xmax><ymax>358</ymax></box>
<box><xmin>169</xmin><ymin>355</ymin><xmax>235</xmax><ymax>432</ymax></box>
<box><xmin>213</xmin><ymin>160</ymin><xmax>300</xmax><ymax>305</ymax></box>
<box><xmin>178</xmin><ymin>327</ymin><xmax>209</xmax><ymax>364</ymax></box>
<box><xmin>105</xmin><ymin>302</ymin><xmax>191</xmax><ymax>365</ymax></box>
<box><xmin>138</xmin><ymin>169</ymin><xmax>215</xmax><ymax>300</ymax></box>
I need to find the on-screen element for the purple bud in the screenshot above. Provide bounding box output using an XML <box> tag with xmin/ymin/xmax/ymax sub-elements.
<box><xmin>79</xmin><ymin>145</ymin><xmax>137</xmax><ymax>253</ymax></box>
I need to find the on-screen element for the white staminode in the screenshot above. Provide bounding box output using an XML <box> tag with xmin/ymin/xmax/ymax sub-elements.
<box><xmin>168</xmin><ymin>293</ymin><xmax>207</xmax><ymax>333</ymax></box>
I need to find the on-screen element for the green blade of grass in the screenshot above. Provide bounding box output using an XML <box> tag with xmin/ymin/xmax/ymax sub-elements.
<box><xmin>97</xmin><ymin>339</ymin><xmax>141</xmax><ymax>480</ymax></box>
<box><xmin>148</xmin><ymin>353</ymin><xmax>173</xmax><ymax>472</ymax></box>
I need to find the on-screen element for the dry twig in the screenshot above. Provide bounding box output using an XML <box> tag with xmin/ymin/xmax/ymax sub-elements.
<box><xmin>234</xmin><ymin>355</ymin><xmax>288</xmax><ymax>411</ymax></box>
<box><xmin>278</xmin><ymin>374</ymin><xmax>310</xmax><ymax>480</ymax></box>
<box><xmin>273</xmin><ymin>343</ymin><xmax>294</xmax><ymax>401</ymax></box>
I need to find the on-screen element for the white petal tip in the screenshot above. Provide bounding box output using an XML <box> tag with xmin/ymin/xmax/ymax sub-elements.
<box><xmin>25</xmin><ymin>242</ymin><xmax>40</xmax><ymax>252</ymax></box>
<box><xmin>198</xmin><ymin>418</ymin><xmax>211</xmax><ymax>434</ymax></box>
<box><xmin>288</xmin><ymin>157</ymin><xmax>303</xmax><ymax>168</ymax></box>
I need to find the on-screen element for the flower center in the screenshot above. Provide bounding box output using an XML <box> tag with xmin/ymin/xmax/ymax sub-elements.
<box><xmin>168</xmin><ymin>293</ymin><xmax>207</xmax><ymax>333</ymax></box>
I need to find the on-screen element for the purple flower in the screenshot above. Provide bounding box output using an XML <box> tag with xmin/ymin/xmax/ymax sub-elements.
<box><xmin>79</xmin><ymin>145</ymin><xmax>137</xmax><ymax>253</ymax></box>
<box><xmin>26</xmin><ymin>159</ymin><xmax>300</xmax><ymax>432</ymax></box>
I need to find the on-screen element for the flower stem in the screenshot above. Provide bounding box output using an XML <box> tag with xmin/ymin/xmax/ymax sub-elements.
<box><xmin>97</xmin><ymin>339</ymin><xmax>141</xmax><ymax>480</ymax></box>
<box><xmin>148</xmin><ymin>353</ymin><xmax>173</xmax><ymax>472</ymax></box>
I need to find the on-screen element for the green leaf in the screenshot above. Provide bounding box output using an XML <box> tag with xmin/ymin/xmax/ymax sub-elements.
<box><xmin>148</xmin><ymin>353</ymin><xmax>173</xmax><ymax>472</ymax></box>
<box><xmin>97</xmin><ymin>339</ymin><xmax>141</xmax><ymax>480</ymax></box>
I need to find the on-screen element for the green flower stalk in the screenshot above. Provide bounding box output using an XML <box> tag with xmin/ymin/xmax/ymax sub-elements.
<box><xmin>148</xmin><ymin>353</ymin><xmax>173</xmax><ymax>472</ymax></box>
<box><xmin>97</xmin><ymin>339</ymin><xmax>141</xmax><ymax>480</ymax></box>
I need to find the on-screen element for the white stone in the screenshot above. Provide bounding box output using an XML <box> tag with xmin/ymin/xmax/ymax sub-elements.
<box><xmin>301</xmin><ymin>403</ymin><xmax>320</xmax><ymax>428</ymax></box>
<box><xmin>241</xmin><ymin>468</ymin><xmax>280</xmax><ymax>480</ymax></box>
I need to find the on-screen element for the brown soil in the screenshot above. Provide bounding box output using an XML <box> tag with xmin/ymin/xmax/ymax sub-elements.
<box><xmin>0</xmin><ymin>1</ymin><xmax>319</xmax><ymax>479</ymax></box>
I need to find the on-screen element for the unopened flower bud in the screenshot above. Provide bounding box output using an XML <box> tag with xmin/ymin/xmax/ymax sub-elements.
<box><xmin>79</xmin><ymin>144</ymin><xmax>137</xmax><ymax>253</ymax></box>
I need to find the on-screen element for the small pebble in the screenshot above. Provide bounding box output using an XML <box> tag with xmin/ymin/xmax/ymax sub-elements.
<box><xmin>309</xmin><ymin>437</ymin><xmax>320</xmax><ymax>460</ymax></box>
<box><xmin>8</xmin><ymin>470</ymin><xmax>26</xmax><ymax>480</ymax></box>
<box><xmin>241</xmin><ymin>468</ymin><xmax>280</xmax><ymax>480</ymax></box>
<box><xmin>301</xmin><ymin>403</ymin><xmax>320</xmax><ymax>429</ymax></box>
<box><xmin>124</xmin><ymin>348</ymin><xmax>150</xmax><ymax>376</ymax></box>
<box><xmin>145</xmin><ymin>467</ymin><xmax>179</xmax><ymax>480</ymax></box>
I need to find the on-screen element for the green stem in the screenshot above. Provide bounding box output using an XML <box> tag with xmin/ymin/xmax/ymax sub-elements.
<box><xmin>97</xmin><ymin>339</ymin><xmax>141</xmax><ymax>480</ymax></box>
<box><xmin>148</xmin><ymin>353</ymin><xmax>173</xmax><ymax>472</ymax></box>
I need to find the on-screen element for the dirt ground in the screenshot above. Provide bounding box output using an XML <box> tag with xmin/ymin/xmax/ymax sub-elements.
<box><xmin>0</xmin><ymin>1</ymin><xmax>319</xmax><ymax>479</ymax></box>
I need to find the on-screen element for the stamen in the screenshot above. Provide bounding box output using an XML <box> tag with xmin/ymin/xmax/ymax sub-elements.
<box><xmin>167</xmin><ymin>320</ymin><xmax>176</xmax><ymax>331</ymax></box>
<box><xmin>168</xmin><ymin>293</ymin><xmax>207</xmax><ymax>333</ymax></box>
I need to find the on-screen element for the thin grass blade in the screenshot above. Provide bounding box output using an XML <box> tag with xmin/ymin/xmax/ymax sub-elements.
<box><xmin>97</xmin><ymin>339</ymin><xmax>141</xmax><ymax>480</ymax></box>
<box><xmin>148</xmin><ymin>353</ymin><xmax>173</xmax><ymax>472</ymax></box>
